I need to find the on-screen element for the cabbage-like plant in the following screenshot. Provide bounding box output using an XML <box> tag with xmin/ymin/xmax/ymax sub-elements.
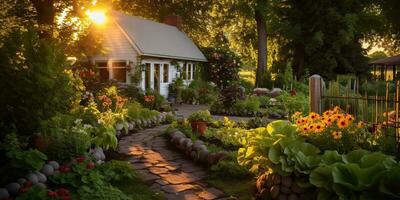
<box><xmin>309</xmin><ymin>149</ymin><xmax>400</xmax><ymax>199</ymax></box>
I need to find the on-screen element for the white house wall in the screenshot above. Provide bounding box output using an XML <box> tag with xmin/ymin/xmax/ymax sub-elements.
<box><xmin>139</xmin><ymin>59</ymin><xmax>194</xmax><ymax>97</ymax></box>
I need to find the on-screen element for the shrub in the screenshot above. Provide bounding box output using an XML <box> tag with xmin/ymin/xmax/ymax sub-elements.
<box><xmin>219</xmin><ymin>84</ymin><xmax>245</xmax><ymax>108</ymax></box>
<box><xmin>40</xmin><ymin>114</ymin><xmax>92</xmax><ymax>161</ymax></box>
<box><xmin>0</xmin><ymin>29</ymin><xmax>83</xmax><ymax>135</ymax></box>
<box><xmin>188</xmin><ymin>110</ymin><xmax>212</xmax><ymax>123</ymax></box>
<box><xmin>136</xmin><ymin>90</ymin><xmax>168</xmax><ymax>111</ymax></box>
<box><xmin>125</xmin><ymin>101</ymin><xmax>159</xmax><ymax>121</ymax></box>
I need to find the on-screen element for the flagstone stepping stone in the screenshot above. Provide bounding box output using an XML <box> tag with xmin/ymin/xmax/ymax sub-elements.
<box><xmin>148</xmin><ymin>167</ymin><xmax>169</xmax><ymax>174</ymax></box>
<box><xmin>159</xmin><ymin>172</ymin><xmax>201</xmax><ymax>184</ymax></box>
<box><xmin>161</xmin><ymin>184</ymin><xmax>196</xmax><ymax>193</ymax></box>
<box><xmin>131</xmin><ymin>162</ymin><xmax>152</xmax><ymax>170</ymax></box>
<box><xmin>197</xmin><ymin>188</ymin><xmax>224</xmax><ymax>200</ymax></box>
<box><xmin>156</xmin><ymin>179</ymin><xmax>169</xmax><ymax>185</ymax></box>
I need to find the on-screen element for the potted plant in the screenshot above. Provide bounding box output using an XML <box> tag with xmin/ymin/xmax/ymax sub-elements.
<box><xmin>188</xmin><ymin>110</ymin><xmax>212</xmax><ymax>135</ymax></box>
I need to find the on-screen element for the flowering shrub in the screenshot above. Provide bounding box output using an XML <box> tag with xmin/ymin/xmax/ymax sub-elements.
<box><xmin>292</xmin><ymin>107</ymin><xmax>380</xmax><ymax>153</ymax></box>
<box><xmin>201</xmin><ymin>47</ymin><xmax>241</xmax><ymax>89</ymax></box>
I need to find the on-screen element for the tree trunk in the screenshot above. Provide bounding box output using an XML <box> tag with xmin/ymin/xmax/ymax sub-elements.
<box><xmin>255</xmin><ymin>1</ymin><xmax>267</xmax><ymax>87</ymax></box>
<box><xmin>293</xmin><ymin>43</ymin><xmax>305</xmax><ymax>79</ymax></box>
<box><xmin>30</xmin><ymin>0</ymin><xmax>55</xmax><ymax>38</ymax></box>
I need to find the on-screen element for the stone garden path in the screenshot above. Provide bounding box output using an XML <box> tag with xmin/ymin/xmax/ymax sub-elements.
<box><xmin>118</xmin><ymin>125</ymin><xmax>228</xmax><ymax>200</ymax></box>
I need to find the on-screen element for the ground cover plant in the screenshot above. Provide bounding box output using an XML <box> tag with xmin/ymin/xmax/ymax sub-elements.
<box><xmin>237</xmin><ymin>110</ymin><xmax>400</xmax><ymax>199</ymax></box>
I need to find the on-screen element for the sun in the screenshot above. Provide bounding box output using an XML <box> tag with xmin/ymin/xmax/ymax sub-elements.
<box><xmin>86</xmin><ymin>10</ymin><xmax>106</xmax><ymax>25</ymax></box>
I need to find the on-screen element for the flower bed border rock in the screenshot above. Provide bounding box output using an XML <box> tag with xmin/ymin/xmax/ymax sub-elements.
<box><xmin>115</xmin><ymin>112</ymin><xmax>173</xmax><ymax>137</ymax></box>
<box><xmin>0</xmin><ymin>148</ymin><xmax>106</xmax><ymax>199</ymax></box>
<box><xmin>167</xmin><ymin>129</ymin><xmax>230</xmax><ymax>166</ymax></box>
<box><xmin>256</xmin><ymin>173</ymin><xmax>315</xmax><ymax>200</ymax></box>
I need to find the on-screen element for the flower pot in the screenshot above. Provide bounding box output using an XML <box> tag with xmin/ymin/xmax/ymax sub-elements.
<box><xmin>191</xmin><ymin>121</ymin><xmax>208</xmax><ymax>135</ymax></box>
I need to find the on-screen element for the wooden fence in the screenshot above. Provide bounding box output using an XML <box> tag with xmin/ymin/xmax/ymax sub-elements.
<box><xmin>309</xmin><ymin>75</ymin><xmax>400</xmax><ymax>155</ymax></box>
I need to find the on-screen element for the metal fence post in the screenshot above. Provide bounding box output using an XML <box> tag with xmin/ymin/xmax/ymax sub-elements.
<box><xmin>309</xmin><ymin>74</ymin><xmax>323</xmax><ymax>114</ymax></box>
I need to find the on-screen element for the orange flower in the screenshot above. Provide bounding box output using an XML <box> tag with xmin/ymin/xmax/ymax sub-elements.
<box><xmin>323</xmin><ymin>111</ymin><xmax>332</xmax><ymax>117</ymax></box>
<box><xmin>296</xmin><ymin>120</ymin><xmax>302</xmax><ymax>125</ymax></box>
<box><xmin>345</xmin><ymin>114</ymin><xmax>354</xmax><ymax>122</ymax></box>
<box><xmin>308</xmin><ymin>124</ymin><xmax>315</xmax><ymax>131</ymax></box>
<box><xmin>302</xmin><ymin>127</ymin><xmax>309</xmax><ymax>132</ymax></box>
<box><xmin>314</xmin><ymin>123</ymin><xmax>325</xmax><ymax>133</ymax></box>
<box><xmin>309</xmin><ymin>112</ymin><xmax>320</xmax><ymax>120</ymax></box>
<box><xmin>335</xmin><ymin>114</ymin><xmax>344</xmax><ymax>120</ymax></box>
<box><xmin>357</xmin><ymin>121</ymin><xmax>365</xmax><ymax>129</ymax></box>
<box><xmin>337</xmin><ymin>119</ymin><xmax>349</xmax><ymax>129</ymax></box>
<box><xmin>333</xmin><ymin>106</ymin><xmax>341</xmax><ymax>113</ymax></box>
<box><xmin>324</xmin><ymin>117</ymin><xmax>333</xmax><ymax>126</ymax></box>
<box><xmin>332</xmin><ymin>131</ymin><xmax>342</xmax><ymax>140</ymax></box>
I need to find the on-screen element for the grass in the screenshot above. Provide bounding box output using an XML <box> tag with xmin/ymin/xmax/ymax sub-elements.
<box><xmin>206</xmin><ymin>177</ymin><xmax>256</xmax><ymax>200</ymax></box>
<box><xmin>115</xmin><ymin>180</ymin><xmax>163</xmax><ymax>200</ymax></box>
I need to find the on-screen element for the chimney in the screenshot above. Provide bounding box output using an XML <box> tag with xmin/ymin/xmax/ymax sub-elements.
<box><xmin>164</xmin><ymin>15</ymin><xmax>182</xmax><ymax>30</ymax></box>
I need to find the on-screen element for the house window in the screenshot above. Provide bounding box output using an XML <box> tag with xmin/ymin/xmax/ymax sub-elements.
<box><xmin>188</xmin><ymin>63</ymin><xmax>193</xmax><ymax>80</ymax></box>
<box><xmin>191</xmin><ymin>64</ymin><xmax>196</xmax><ymax>80</ymax></box>
<box><xmin>182</xmin><ymin>63</ymin><xmax>187</xmax><ymax>80</ymax></box>
<box><xmin>163</xmin><ymin>64</ymin><xmax>169</xmax><ymax>83</ymax></box>
<box><xmin>97</xmin><ymin>62</ymin><xmax>109</xmax><ymax>81</ymax></box>
<box><xmin>112</xmin><ymin>61</ymin><xmax>127</xmax><ymax>82</ymax></box>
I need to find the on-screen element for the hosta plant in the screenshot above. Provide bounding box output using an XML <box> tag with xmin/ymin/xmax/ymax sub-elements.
<box><xmin>310</xmin><ymin>149</ymin><xmax>400</xmax><ymax>199</ymax></box>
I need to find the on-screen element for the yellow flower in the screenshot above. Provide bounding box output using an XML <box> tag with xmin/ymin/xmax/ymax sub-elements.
<box><xmin>309</xmin><ymin>112</ymin><xmax>320</xmax><ymax>120</ymax></box>
<box><xmin>337</xmin><ymin>119</ymin><xmax>349</xmax><ymax>129</ymax></box>
<box><xmin>357</xmin><ymin>121</ymin><xmax>365</xmax><ymax>129</ymax></box>
<box><xmin>296</xmin><ymin>119</ymin><xmax>303</xmax><ymax>125</ymax></box>
<box><xmin>333</xmin><ymin>106</ymin><xmax>341</xmax><ymax>113</ymax></box>
<box><xmin>332</xmin><ymin>131</ymin><xmax>342</xmax><ymax>140</ymax></box>
<box><xmin>302</xmin><ymin>127</ymin><xmax>309</xmax><ymax>132</ymax></box>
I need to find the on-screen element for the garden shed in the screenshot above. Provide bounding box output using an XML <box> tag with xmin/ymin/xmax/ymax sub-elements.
<box><xmin>370</xmin><ymin>55</ymin><xmax>400</xmax><ymax>81</ymax></box>
<box><xmin>92</xmin><ymin>11</ymin><xmax>207</xmax><ymax>97</ymax></box>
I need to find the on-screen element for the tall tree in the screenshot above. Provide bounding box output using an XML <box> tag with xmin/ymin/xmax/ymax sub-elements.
<box><xmin>254</xmin><ymin>0</ymin><xmax>268</xmax><ymax>87</ymax></box>
<box><xmin>270</xmin><ymin>0</ymin><xmax>377</xmax><ymax>79</ymax></box>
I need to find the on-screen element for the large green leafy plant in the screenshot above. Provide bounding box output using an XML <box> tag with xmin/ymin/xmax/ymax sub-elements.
<box><xmin>238</xmin><ymin>121</ymin><xmax>315</xmax><ymax>174</ymax></box>
<box><xmin>310</xmin><ymin>149</ymin><xmax>400</xmax><ymax>199</ymax></box>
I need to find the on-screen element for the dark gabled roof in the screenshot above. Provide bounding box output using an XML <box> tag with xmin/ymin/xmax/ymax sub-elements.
<box><xmin>370</xmin><ymin>56</ymin><xmax>400</xmax><ymax>66</ymax></box>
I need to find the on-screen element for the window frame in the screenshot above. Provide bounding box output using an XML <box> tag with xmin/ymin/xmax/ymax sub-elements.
<box><xmin>163</xmin><ymin>64</ymin><xmax>169</xmax><ymax>83</ymax></box>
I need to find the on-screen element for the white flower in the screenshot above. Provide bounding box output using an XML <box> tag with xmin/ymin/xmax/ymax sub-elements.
<box><xmin>83</xmin><ymin>124</ymin><xmax>93</xmax><ymax>129</ymax></box>
<box><xmin>74</xmin><ymin>119</ymin><xmax>83</xmax><ymax>124</ymax></box>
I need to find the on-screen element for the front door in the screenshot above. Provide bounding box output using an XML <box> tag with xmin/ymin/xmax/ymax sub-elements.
<box><xmin>154</xmin><ymin>64</ymin><xmax>160</xmax><ymax>92</ymax></box>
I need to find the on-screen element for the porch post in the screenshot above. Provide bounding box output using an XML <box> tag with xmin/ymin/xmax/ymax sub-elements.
<box><xmin>309</xmin><ymin>74</ymin><xmax>323</xmax><ymax>114</ymax></box>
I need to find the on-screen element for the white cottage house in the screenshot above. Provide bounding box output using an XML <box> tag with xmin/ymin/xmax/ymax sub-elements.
<box><xmin>91</xmin><ymin>11</ymin><xmax>207</xmax><ymax>97</ymax></box>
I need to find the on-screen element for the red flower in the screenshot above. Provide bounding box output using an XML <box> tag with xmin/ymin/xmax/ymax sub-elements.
<box><xmin>24</xmin><ymin>180</ymin><xmax>33</xmax><ymax>188</ymax></box>
<box><xmin>57</xmin><ymin>188</ymin><xmax>70</xmax><ymax>197</ymax></box>
<box><xmin>47</xmin><ymin>191</ymin><xmax>57</xmax><ymax>197</ymax></box>
<box><xmin>19</xmin><ymin>187</ymin><xmax>28</xmax><ymax>193</ymax></box>
<box><xmin>59</xmin><ymin>165</ymin><xmax>71</xmax><ymax>173</ymax></box>
<box><xmin>75</xmin><ymin>156</ymin><xmax>85</xmax><ymax>163</ymax></box>
<box><xmin>86</xmin><ymin>162</ymin><xmax>95</xmax><ymax>169</ymax></box>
